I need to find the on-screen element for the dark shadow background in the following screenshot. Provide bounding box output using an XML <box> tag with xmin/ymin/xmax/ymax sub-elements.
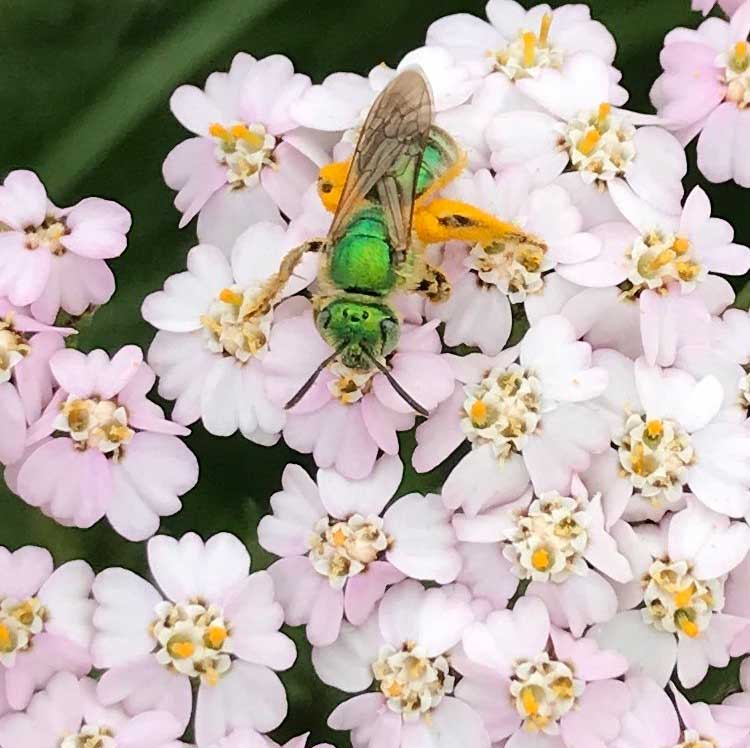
<box><xmin>0</xmin><ymin>0</ymin><xmax>745</xmax><ymax>743</ymax></box>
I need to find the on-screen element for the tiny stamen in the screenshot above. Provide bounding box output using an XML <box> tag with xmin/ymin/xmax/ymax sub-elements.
<box><xmin>597</xmin><ymin>102</ymin><xmax>611</xmax><ymax>125</ymax></box>
<box><xmin>539</xmin><ymin>12</ymin><xmax>552</xmax><ymax>46</ymax></box>
<box><xmin>522</xmin><ymin>32</ymin><xmax>537</xmax><ymax>68</ymax></box>
<box><xmin>577</xmin><ymin>129</ymin><xmax>601</xmax><ymax>156</ymax></box>
<box><xmin>219</xmin><ymin>288</ymin><xmax>243</xmax><ymax>305</ymax></box>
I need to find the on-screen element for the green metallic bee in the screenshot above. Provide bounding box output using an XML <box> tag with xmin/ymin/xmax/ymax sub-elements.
<box><xmin>250</xmin><ymin>68</ymin><xmax>535</xmax><ymax>415</ymax></box>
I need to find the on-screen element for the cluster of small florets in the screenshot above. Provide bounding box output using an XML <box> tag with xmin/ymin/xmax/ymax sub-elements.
<box><xmin>3</xmin><ymin>1</ymin><xmax>750</xmax><ymax>748</ymax></box>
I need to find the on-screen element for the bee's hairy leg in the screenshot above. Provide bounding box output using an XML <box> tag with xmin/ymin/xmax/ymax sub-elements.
<box><xmin>414</xmin><ymin>198</ymin><xmax>543</xmax><ymax>247</ymax></box>
<box><xmin>243</xmin><ymin>240</ymin><xmax>324</xmax><ymax>318</ymax></box>
<box><xmin>412</xmin><ymin>262</ymin><xmax>451</xmax><ymax>303</ymax></box>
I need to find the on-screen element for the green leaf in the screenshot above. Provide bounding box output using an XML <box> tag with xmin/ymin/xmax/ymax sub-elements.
<box><xmin>37</xmin><ymin>0</ymin><xmax>284</xmax><ymax>196</ymax></box>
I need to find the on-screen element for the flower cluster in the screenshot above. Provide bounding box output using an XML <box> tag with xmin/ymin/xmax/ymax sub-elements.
<box><xmin>4</xmin><ymin>0</ymin><xmax>750</xmax><ymax>747</ymax></box>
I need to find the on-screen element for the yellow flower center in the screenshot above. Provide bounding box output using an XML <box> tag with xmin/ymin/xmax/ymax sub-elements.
<box><xmin>493</xmin><ymin>12</ymin><xmax>562</xmax><ymax>80</ymax></box>
<box><xmin>645</xmin><ymin>419</ymin><xmax>663</xmax><ymax>439</ymax></box>
<box><xmin>168</xmin><ymin>639</ymin><xmax>196</xmax><ymax>659</ymax></box>
<box><xmin>531</xmin><ymin>547</ymin><xmax>552</xmax><ymax>572</ymax></box>
<box><xmin>0</xmin><ymin>624</ymin><xmax>14</xmax><ymax>653</ymax></box>
<box><xmin>205</xmin><ymin>625</ymin><xmax>228</xmax><ymax>649</ymax></box>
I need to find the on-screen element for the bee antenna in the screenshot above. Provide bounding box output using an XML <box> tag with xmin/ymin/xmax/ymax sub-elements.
<box><xmin>285</xmin><ymin>343</ymin><xmax>348</xmax><ymax>411</ymax></box>
<box><xmin>362</xmin><ymin>347</ymin><xmax>429</xmax><ymax>417</ymax></box>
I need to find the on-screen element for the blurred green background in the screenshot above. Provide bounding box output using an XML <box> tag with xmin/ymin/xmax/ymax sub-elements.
<box><xmin>0</xmin><ymin>0</ymin><xmax>746</xmax><ymax>744</ymax></box>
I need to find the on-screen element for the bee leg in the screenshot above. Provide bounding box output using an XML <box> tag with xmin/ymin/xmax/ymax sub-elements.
<box><xmin>242</xmin><ymin>240</ymin><xmax>323</xmax><ymax>318</ymax></box>
<box><xmin>414</xmin><ymin>198</ymin><xmax>542</xmax><ymax>247</ymax></box>
<box><xmin>415</xmin><ymin>263</ymin><xmax>451</xmax><ymax>303</ymax></box>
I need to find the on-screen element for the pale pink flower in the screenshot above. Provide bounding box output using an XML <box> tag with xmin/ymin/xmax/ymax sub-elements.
<box><xmin>424</xmin><ymin>168</ymin><xmax>601</xmax><ymax>355</ymax></box>
<box><xmin>458</xmin><ymin>595</ymin><xmax>630</xmax><ymax>746</ymax></box>
<box><xmin>727</xmin><ymin>553</ymin><xmax>750</xmax><ymax>655</ymax></box>
<box><xmin>0</xmin><ymin>673</ymin><xmax>184</xmax><ymax>748</ymax></box>
<box><xmin>291</xmin><ymin>47</ymin><xmax>482</xmax><ymax>138</ymax></box>
<box><xmin>526</xmin><ymin>272</ymin><xmax>732</xmax><ymax>372</ymax></box>
<box><xmin>91</xmin><ymin>532</ymin><xmax>295</xmax><ymax>747</ymax></box>
<box><xmin>164</xmin><ymin>53</ymin><xmax>329</xmax><ymax>247</ymax></box>
<box><xmin>413</xmin><ymin>314</ymin><xmax>610</xmax><ymax>511</ymax></box>
<box><xmin>258</xmin><ymin>456</ymin><xmax>460</xmax><ymax>646</ymax></box>
<box><xmin>676</xmin><ymin>310</ymin><xmax>750</xmax><ymax>421</ymax></box>
<box><xmin>207</xmin><ymin>729</ymin><xmax>333</xmax><ymax>748</ymax></box>
<box><xmin>591</xmin><ymin>499</ymin><xmax>750</xmax><ymax>688</ymax></box>
<box><xmin>426</xmin><ymin>1</ymin><xmax>621</xmax><ymax>89</ymax></box>
<box><xmin>614</xmin><ymin>674</ymin><xmax>750</xmax><ymax>748</ymax></box>
<box><xmin>488</xmin><ymin>53</ymin><xmax>686</xmax><ymax>214</ymax></box>
<box><xmin>142</xmin><ymin>223</ymin><xmax>314</xmax><ymax>445</ymax></box>
<box><xmin>652</xmin><ymin>2</ymin><xmax>750</xmax><ymax>185</ymax></box>
<box><xmin>0</xmin><ymin>299</ymin><xmax>70</xmax><ymax>465</ymax></box>
<box><xmin>693</xmin><ymin>0</ymin><xmax>746</xmax><ymax>14</ymax></box>
<box><xmin>0</xmin><ymin>546</ymin><xmax>93</xmax><ymax>713</ymax></box>
<box><xmin>0</xmin><ymin>170</ymin><xmax>131</xmax><ymax>324</ymax></box>
<box><xmin>589</xmin><ymin>351</ymin><xmax>750</xmax><ymax>519</ymax></box>
<box><xmin>263</xmin><ymin>300</ymin><xmax>454</xmax><ymax>480</ymax></box>
<box><xmin>560</xmin><ymin>181</ymin><xmax>750</xmax><ymax>366</ymax></box>
<box><xmin>312</xmin><ymin>580</ymin><xmax>488</xmax><ymax>748</ymax></box>
<box><xmin>290</xmin><ymin>48</ymin><xmax>485</xmax><ymax>170</ymax></box>
<box><xmin>454</xmin><ymin>475</ymin><xmax>632</xmax><ymax>635</ymax></box>
<box><xmin>673</xmin><ymin>683</ymin><xmax>750</xmax><ymax>748</ymax></box>
<box><xmin>11</xmin><ymin>345</ymin><xmax>198</xmax><ymax>540</ymax></box>
<box><xmin>718</xmin><ymin>658</ymin><xmax>750</xmax><ymax>741</ymax></box>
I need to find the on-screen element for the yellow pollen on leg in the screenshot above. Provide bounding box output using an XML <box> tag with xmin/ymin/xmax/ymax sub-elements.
<box><xmin>577</xmin><ymin>128</ymin><xmax>601</xmax><ymax>156</ymax></box>
<box><xmin>597</xmin><ymin>102</ymin><xmax>612</xmax><ymax>125</ymax></box>
<box><xmin>205</xmin><ymin>625</ymin><xmax>228</xmax><ymax>649</ymax></box>
<box><xmin>521</xmin><ymin>686</ymin><xmax>539</xmax><ymax>716</ymax></box>
<box><xmin>531</xmin><ymin>547</ymin><xmax>551</xmax><ymax>571</ymax></box>
<box><xmin>219</xmin><ymin>288</ymin><xmax>243</xmax><ymax>305</ymax></box>
<box><xmin>522</xmin><ymin>32</ymin><xmax>537</xmax><ymax>67</ymax></box>
<box><xmin>539</xmin><ymin>12</ymin><xmax>553</xmax><ymax>46</ymax></box>
<box><xmin>470</xmin><ymin>399</ymin><xmax>489</xmax><ymax>427</ymax></box>
<box><xmin>414</xmin><ymin>197</ymin><xmax>533</xmax><ymax>246</ymax></box>
<box><xmin>317</xmin><ymin>160</ymin><xmax>349</xmax><ymax>212</ymax></box>
<box><xmin>645</xmin><ymin>419</ymin><xmax>663</xmax><ymax>439</ymax></box>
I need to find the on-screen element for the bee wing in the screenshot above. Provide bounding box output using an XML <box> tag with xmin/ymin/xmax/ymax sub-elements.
<box><xmin>328</xmin><ymin>68</ymin><xmax>433</xmax><ymax>249</ymax></box>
